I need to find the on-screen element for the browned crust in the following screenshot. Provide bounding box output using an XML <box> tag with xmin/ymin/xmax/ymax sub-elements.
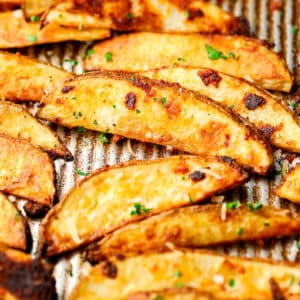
<box><xmin>23</xmin><ymin>201</ymin><xmax>50</xmax><ymax>218</ymax></box>
<box><xmin>41</xmin><ymin>155</ymin><xmax>248</xmax><ymax>256</ymax></box>
<box><xmin>0</xmin><ymin>247</ymin><xmax>56</xmax><ymax>300</ymax></box>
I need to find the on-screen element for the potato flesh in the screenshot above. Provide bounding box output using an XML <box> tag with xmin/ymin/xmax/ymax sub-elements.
<box><xmin>71</xmin><ymin>250</ymin><xmax>300</xmax><ymax>300</ymax></box>
<box><xmin>84</xmin><ymin>33</ymin><xmax>293</xmax><ymax>92</ymax></box>
<box><xmin>86</xmin><ymin>204</ymin><xmax>300</xmax><ymax>261</ymax></box>
<box><xmin>37</xmin><ymin>71</ymin><xmax>272</xmax><ymax>174</ymax></box>
<box><xmin>42</xmin><ymin>156</ymin><xmax>248</xmax><ymax>256</ymax></box>
<box><xmin>142</xmin><ymin>67</ymin><xmax>300</xmax><ymax>153</ymax></box>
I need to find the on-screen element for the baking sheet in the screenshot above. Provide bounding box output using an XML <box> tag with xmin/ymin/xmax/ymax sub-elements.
<box><xmin>12</xmin><ymin>0</ymin><xmax>300</xmax><ymax>299</ymax></box>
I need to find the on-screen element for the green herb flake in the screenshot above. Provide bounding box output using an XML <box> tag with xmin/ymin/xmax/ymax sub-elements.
<box><xmin>161</xmin><ymin>97</ymin><xmax>167</xmax><ymax>107</ymax></box>
<box><xmin>53</xmin><ymin>144</ymin><xmax>57</xmax><ymax>148</ymax></box>
<box><xmin>189</xmin><ymin>195</ymin><xmax>194</xmax><ymax>204</ymax></box>
<box><xmin>290</xmin><ymin>274</ymin><xmax>295</xmax><ymax>286</ymax></box>
<box><xmin>15</xmin><ymin>211</ymin><xmax>21</xmax><ymax>221</ymax></box>
<box><xmin>73</xmin><ymin>111</ymin><xmax>82</xmax><ymax>119</ymax></box>
<box><xmin>68</xmin><ymin>266</ymin><xmax>73</xmax><ymax>277</ymax></box>
<box><xmin>136</xmin><ymin>109</ymin><xmax>141</xmax><ymax>114</ymax></box>
<box><xmin>205</xmin><ymin>44</ymin><xmax>238</xmax><ymax>61</ymax></box>
<box><xmin>85</xmin><ymin>49</ymin><xmax>95</xmax><ymax>60</ymax></box>
<box><xmin>126</xmin><ymin>12</ymin><xmax>133</xmax><ymax>19</ymax></box>
<box><xmin>64</xmin><ymin>58</ymin><xmax>78</xmax><ymax>67</ymax></box>
<box><xmin>246</xmin><ymin>201</ymin><xmax>263</xmax><ymax>211</ymax></box>
<box><xmin>58</xmin><ymin>13</ymin><xmax>63</xmax><ymax>18</ymax></box>
<box><xmin>228</xmin><ymin>104</ymin><xmax>235</xmax><ymax>109</ymax></box>
<box><xmin>229</xmin><ymin>279</ymin><xmax>235</xmax><ymax>287</ymax></box>
<box><xmin>174</xmin><ymin>270</ymin><xmax>182</xmax><ymax>278</ymax></box>
<box><xmin>27</xmin><ymin>34</ymin><xmax>37</xmax><ymax>43</ymax></box>
<box><xmin>177</xmin><ymin>57</ymin><xmax>185</xmax><ymax>62</ymax></box>
<box><xmin>237</xmin><ymin>227</ymin><xmax>244</xmax><ymax>236</ymax></box>
<box><xmin>226</xmin><ymin>200</ymin><xmax>240</xmax><ymax>210</ymax></box>
<box><xmin>186</xmin><ymin>10</ymin><xmax>190</xmax><ymax>18</ymax></box>
<box><xmin>289</xmin><ymin>101</ymin><xmax>297</xmax><ymax>109</ymax></box>
<box><xmin>153</xmin><ymin>296</ymin><xmax>164</xmax><ymax>300</ymax></box>
<box><xmin>30</xmin><ymin>15</ymin><xmax>40</xmax><ymax>22</ymax></box>
<box><xmin>296</xmin><ymin>240</ymin><xmax>300</xmax><ymax>249</ymax></box>
<box><xmin>74</xmin><ymin>168</ymin><xmax>89</xmax><ymax>176</ymax></box>
<box><xmin>292</xmin><ymin>26</ymin><xmax>298</xmax><ymax>36</ymax></box>
<box><xmin>77</xmin><ymin>127</ymin><xmax>84</xmax><ymax>134</ymax></box>
<box><xmin>71</xmin><ymin>96</ymin><xmax>77</xmax><ymax>101</ymax></box>
<box><xmin>112</xmin><ymin>104</ymin><xmax>117</xmax><ymax>109</ymax></box>
<box><xmin>130</xmin><ymin>203</ymin><xmax>152</xmax><ymax>216</ymax></box>
<box><xmin>99</xmin><ymin>133</ymin><xmax>109</xmax><ymax>144</ymax></box>
<box><xmin>263</xmin><ymin>221</ymin><xmax>270</xmax><ymax>227</ymax></box>
<box><xmin>105</xmin><ymin>51</ymin><xmax>113</xmax><ymax>62</ymax></box>
<box><xmin>275</xmin><ymin>169</ymin><xmax>281</xmax><ymax>175</ymax></box>
<box><xmin>93</xmin><ymin>120</ymin><xmax>98</xmax><ymax>126</ymax></box>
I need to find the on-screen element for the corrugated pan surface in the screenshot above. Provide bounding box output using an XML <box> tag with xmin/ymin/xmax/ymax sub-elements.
<box><xmin>13</xmin><ymin>0</ymin><xmax>300</xmax><ymax>299</ymax></box>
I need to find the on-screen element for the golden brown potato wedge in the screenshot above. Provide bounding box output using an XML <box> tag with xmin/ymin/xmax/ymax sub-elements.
<box><xmin>0</xmin><ymin>51</ymin><xmax>70</xmax><ymax>102</ymax></box>
<box><xmin>84</xmin><ymin>33</ymin><xmax>293</xmax><ymax>92</ymax></box>
<box><xmin>0</xmin><ymin>10</ymin><xmax>110</xmax><ymax>48</ymax></box>
<box><xmin>41</xmin><ymin>155</ymin><xmax>248</xmax><ymax>256</ymax></box>
<box><xmin>0</xmin><ymin>101</ymin><xmax>72</xmax><ymax>160</ymax></box>
<box><xmin>0</xmin><ymin>134</ymin><xmax>55</xmax><ymax>206</ymax></box>
<box><xmin>37</xmin><ymin>71</ymin><xmax>273</xmax><ymax>174</ymax></box>
<box><xmin>0</xmin><ymin>246</ymin><xmax>56</xmax><ymax>300</ymax></box>
<box><xmin>0</xmin><ymin>192</ymin><xmax>28</xmax><ymax>250</ymax></box>
<box><xmin>41</xmin><ymin>0</ymin><xmax>249</xmax><ymax>35</ymax></box>
<box><xmin>23</xmin><ymin>0</ymin><xmax>52</xmax><ymax>18</ymax></box>
<box><xmin>275</xmin><ymin>164</ymin><xmax>300</xmax><ymax>204</ymax></box>
<box><xmin>126</xmin><ymin>288</ymin><xmax>214</xmax><ymax>300</ymax></box>
<box><xmin>85</xmin><ymin>204</ymin><xmax>300</xmax><ymax>263</ymax></box>
<box><xmin>70</xmin><ymin>249</ymin><xmax>300</xmax><ymax>300</ymax></box>
<box><xmin>142</xmin><ymin>67</ymin><xmax>300</xmax><ymax>153</ymax></box>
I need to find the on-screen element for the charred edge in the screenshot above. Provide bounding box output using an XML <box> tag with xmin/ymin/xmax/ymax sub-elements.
<box><xmin>269</xmin><ymin>278</ymin><xmax>286</xmax><ymax>300</ymax></box>
<box><xmin>130</xmin><ymin>78</ymin><xmax>152</xmax><ymax>95</ymax></box>
<box><xmin>188</xmin><ymin>170</ymin><xmax>206</xmax><ymax>182</ymax></box>
<box><xmin>47</xmin><ymin>148</ymin><xmax>74</xmax><ymax>162</ymax></box>
<box><xmin>227</xmin><ymin>16</ymin><xmax>250</xmax><ymax>36</ymax></box>
<box><xmin>186</xmin><ymin>8</ymin><xmax>204</xmax><ymax>20</ymax></box>
<box><xmin>197</xmin><ymin>70</ymin><xmax>222</xmax><ymax>88</ymax></box>
<box><xmin>101</xmin><ymin>260</ymin><xmax>118</xmax><ymax>278</ymax></box>
<box><xmin>23</xmin><ymin>202</ymin><xmax>50</xmax><ymax>218</ymax></box>
<box><xmin>244</xmin><ymin>93</ymin><xmax>266</xmax><ymax>110</ymax></box>
<box><xmin>125</xmin><ymin>92</ymin><xmax>137</xmax><ymax>110</ymax></box>
<box><xmin>0</xmin><ymin>251</ymin><xmax>57</xmax><ymax>300</ymax></box>
<box><xmin>61</xmin><ymin>86</ymin><xmax>75</xmax><ymax>94</ymax></box>
<box><xmin>260</xmin><ymin>124</ymin><xmax>276</xmax><ymax>140</ymax></box>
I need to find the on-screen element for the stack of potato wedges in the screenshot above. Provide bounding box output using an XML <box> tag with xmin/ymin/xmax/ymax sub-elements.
<box><xmin>0</xmin><ymin>1</ymin><xmax>300</xmax><ymax>300</ymax></box>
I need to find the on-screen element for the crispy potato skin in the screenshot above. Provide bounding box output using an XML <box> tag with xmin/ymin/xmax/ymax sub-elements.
<box><xmin>142</xmin><ymin>67</ymin><xmax>300</xmax><ymax>153</ymax></box>
<box><xmin>71</xmin><ymin>249</ymin><xmax>300</xmax><ymax>300</ymax></box>
<box><xmin>37</xmin><ymin>70</ymin><xmax>272</xmax><ymax>174</ymax></box>
<box><xmin>0</xmin><ymin>51</ymin><xmax>70</xmax><ymax>102</ymax></box>
<box><xmin>85</xmin><ymin>204</ymin><xmax>300</xmax><ymax>263</ymax></box>
<box><xmin>84</xmin><ymin>33</ymin><xmax>293</xmax><ymax>92</ymax></box>
<box><xmin>41</xmin><ymin>155</ymin><xmax>248</xmax><ymax>256</ymax></box>
<box><xmin>0</xmin><ymin>10</ymin><xmax>110</xmax><ymax>48</ymax></box>
<box><xmin>0</xmin><ymin>100</ymin><xmax>72</xmax><ymax>160</ymax></box>
<box><xmin>0</xmin><ymin>134</ymin><xmax>55</xmax><ymax>206</ymax></box>
<box><xmin>0</xmin><ymin>192</ymin><xmax>27</xmax><ymax>250</ymax></box>
<box><xmin>276</xmin><ymin>164</ymin><xmax>300</xmax><ymax>203</ymax></box>
<box><xmin>0</xmin><ymin>247</ymin><xmax>56</xmax><ymax>300</ymax></box>
<box><xmin>126</xmin><ymin>288</ymin><xmax>214</xmax><ymax>300</ymax></box>
<box><xmin>42</xmin><ymin>0</ymin><xmax>249</xmax><ymax>34</ymax></box>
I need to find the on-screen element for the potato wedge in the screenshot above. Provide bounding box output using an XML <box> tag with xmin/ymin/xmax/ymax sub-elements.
<box><xmin>41</xmin><ymin>155</ymin><xmax>248</xmax><ymax>256</ymax></box>
<box><xmin>142</xmin><ymin>67</ymin><xmax>300</xmax><ymax>153</ymax></box>
<box><xmin>85</xmin><ymin>204</ymin><xmax>300</xmax><ymax>263</ymax></box>
<box><xmin>0</xmin><ymin>51</ymin><xmax>70</xmax><ymax>102</ymax></box>
<box><xmin>71</xmin><ymin>249</ymin><xmax>300</xmax><ymax>300</ymax></box>
<box><xmin>275</xmin><ymin>164</ymin><xmax>300</xmax><ymax>204</ymax></box>
<box><xmin>0</xmin><ymin>100</ymin><xmax>72</xmax><ymax>160</ymax></box>
<box><xmin>37</xmin><ymin>71</ymin><xmax>272</xmax><ymax>174</ymax></box>
<box><xmin>0</xmin><ymin>10</ymin><xmax>110</xmax><ymax>48</ymax></box>
<box><xmin>0</xmin><ymin>192</ymin><xmax>28</xmax><ymax>250</ymax></box>
<box><xmin>41</xmin><ymin>0</ymin><xmax>249</xmax><ymax>35</ymax></box>
<box><xmin>0</xmin><ymin>246</ymin><xmax>56</xmax><ymax>300</ymax></box>
<box><xmin>126</xmin><ymin>288</ymin><xmax>214</xmax><ymax>300</ymax></box>
<box><xmin>84</xmin><ymin>33</ymin><xmax>293</xmax><ymax>92</ymax></box>
<box><xmin>0</xmin><ymin>134</ymin><xmax>55</xmax><ymax>206</ymax></box>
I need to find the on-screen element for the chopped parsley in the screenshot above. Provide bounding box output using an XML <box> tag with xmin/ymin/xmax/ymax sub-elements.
<box><xmin>64</xmin><ymin>58</ymin><xmax>78</xmax><ymax>67</ymax></box>
<box><xmin>275</xmin><ymin>169</ymin><xmax>282</xmax><ymax>175</ymax></box>
<box><xmin>226</xmin><ymin>200</ymin><xmax>240</xmax><ymax>209</ymax></box>
<box><xmin>296</xmin><ymin>240</ymin><xmax>300</xmax><ymax>249</ymax></box>
<box><xmin>112</xmin><ymin>104</ymin><xmax>116</xmax><ymax>109</ymax></box>
<box><xmin>189</xmin><ymin>195</ymin><xmax>194</xmax><ymax>204</ymax></box>
<box><xmin>27</xmin><ymin>34</ymin><xmax>37</xmax><ymax>43</ymax></box>
<box><xmin>136</xmin><ymin>109</ymin><xmax>141</xmax><ymax>114</ymax></box>
<box><xmin>58</xmin><ymin>13</ymin><xmax>63</xmax><ymax>18</ymax></box>
<box><xmin>105</xmin><ymin>51</ymin><xmax>113</xmax><ymax>62</ymax></box>
<box><xmin>130</xmin><ymin>203</ymin><xmax>152</xmax><ymax>216</ymax></box>
<box><xmin>68</xmin><ymin>265</ymin><xmax>73</xmax><ymax>277</ymax></box>
<box><xmin>228</xmin><ymin>104</ymin><xmax>235</xmax><ymax>109</ymax></box>
<box><xmin>292</xmin><ymin>26</ymin><xmax>298</xmax><ymax>36</ymax></box>
<box><xmin>93</xmin><ymin>120</ymin><xmax>98</xmax><ymax>126</ymax></box>
<box><xmin>85</xmin><ymin>49</ymin><xmax>95</xmax><ymax>59</ymax></box>
<box><xmin>73</xmin><ymin>111</ymin><xmax>82</xmax><ymax>119</ymax></box>
<box><xmin>174</xmin><ymin>270</ymin><xmax>182</xmax><ymax>278</ymax></box>
<box><xmin>74</xmin><ymin>168</ymin><xmax>89</xmax><ymax>176</ymax></box>
<box><xmin>99</xmin><ymin>133</ymin><xmax>109</xmax><ymax>143</ymax></box>
<box><xmin>175</xmin><ymin>282</ymin><xmax>184</xmax><ymax>288</ymax></box>
<box><xmin>71</xmin><ymin>96</ymin><xmax>77</xmax><ymax>101</ymax></box>
<box><xmin>246</xmin><ymin>202</ymin><xmax>263</xmax><ymax>211</ymax></box>
<box><xmin>77</xmin><ymin>127</ymin><xmax>84</xmax><ymax>133</ymax></box>
<box><xmin>290</xmin><ymin>274</ymin><xmax>295</xmax><ymax>286</ymax></box>
<box><xmin>30</xmin><ymin>15</ymin><xmax>40</xmax><ymax>22</ymax></box>
<box><xmin>229</xmin><ymin>279</ymin><xmax>235</xmax><ymax>287</ymax></box>
<box><xmin>186</xmin><ymin>10</ymin><xmax>190</xmax><ymax>18</ymax></box>
<box><xmin>205</xmin><ymin>44</ymin><xmax>239</xmax><ymax>60</ymax></box>
<box><xmin>126</xmin><ymin>12</ymin><xmax>133</xmax><ymax>19</ymax></box>
<box><xmin>237</xmin><ymin>227</ymin><xmax>244</xmax><ymax>236</ymax></box>
<box><xmin>263</xmin><ymin>221</ymin><xmax>270</xmax><ymax>227</ymax></box>
<box><xmin>15</xmin><ymin>211</ymin><xmax>21</xmax><ymax>221</ymax></box>
<box><xmin>289</xmin><ymin>101</ymin><xmax>297</xmax><ymax>109</ymax></box>
<box><xmin>177</xmin><ymin>57</ymin><xmax>186</xmax><ymax>62</ymax></box>
<box><xmin>161</xmin><ymin>97</ymin><xmax>167</xmax><ymax>107</ymax></box>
